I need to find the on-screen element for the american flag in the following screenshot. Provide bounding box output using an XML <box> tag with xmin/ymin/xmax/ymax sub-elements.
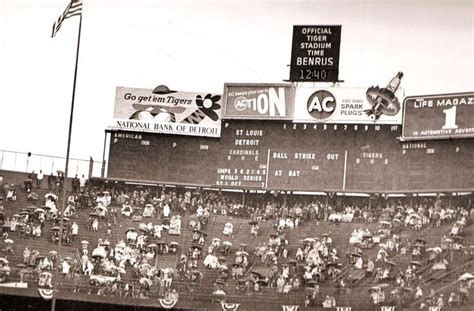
<box><xmin>51</xmin><ymin>0</ymin><xmax>82</xmax><ymax>37</ymax></box>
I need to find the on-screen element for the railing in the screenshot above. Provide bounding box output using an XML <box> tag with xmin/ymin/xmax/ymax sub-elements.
<box><xmin>0</xmin><ymin>149</ymin><xmax>104</xmax><ymax>178</ymax></box>
<box><xmin>0</xmin><ymin>271</ymin><xmax>409</xmax><ymax>309</ymax></box>
<box><xmin>408</xmin><ymin>259</ymin><xmax>474</xmax><ymax>308</ymax></box>
<box><xmin>423</xmin><ymin>259</ymin><xmax>474</xmax><ymax>288</ymax></box>
<box><xmin>332</xmin><ymin>262</ymin><xmax>351</xmax><ymax>285</ymax></box>
<box><xmin>0</xmin><ymin>272</ymin><xmax>306</xmax><ymax>303</ymax></box>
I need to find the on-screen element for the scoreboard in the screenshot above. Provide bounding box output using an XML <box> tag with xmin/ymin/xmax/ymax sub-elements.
<box><xmin>107</xmin><ymin>121</ymin><xmax>474</xmax><ymax>193</ymax></box>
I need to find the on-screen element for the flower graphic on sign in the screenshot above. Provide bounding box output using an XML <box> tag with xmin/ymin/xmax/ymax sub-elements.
<box><xmin>181</xmin><ymin>94</ymin><xmax>221</xmax><ymax>124</ymax></box>
<box><xmin>196</xmin><ymin>94</ymin><xmax>221</xmax><ymax>121</ymax></box>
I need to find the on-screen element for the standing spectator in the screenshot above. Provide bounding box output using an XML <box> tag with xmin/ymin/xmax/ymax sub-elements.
<box><xmin>48</xmin><ymin>173</ymin><xmax>55</xmax><ymax>190</ymax></box>
<box><xmin>71</xmin><ymin>222</ymin><xmax>79</xmax><ymax>241</ymax></box>
<box><xmin>163</xmin><ymin>202</ymin><xmax>171</xmax><ymax>219</ymax></box>
<box><xmin>73</xmin><ymin>272</ymin><xmax>81</xmax><ymax>293</ymax></box>
<box><xmin>72</xmin><ymin>175</ymin><xmax>80</xmax><ymax>193</ymax></box>
<box><xmin>37</xmin><ymin>170</ymin><xmax>44</xmax><ymax>189</ymax></box>
<box><xmin>79</xmin><ymin>174</ymin><xmax>87</xmax><ymax>192</ymax></box>
<box><xmin>23</xmin><ymin>247</ymin><xmax>30</xmax><ymax>264</ymax></box>
<box><xmin>415</xmin><ymin>286</ymin><xmax>423</xmax><ymax>300</ymax></box>
<box><xmin>437</xmin><ymin>294</ymin><xmax>444</xmax><ymax>309</ymax></box>
<box><xmin>29</xmin><ymin>171</ymin><xmax>37</xmax><ymax>189</ymax></box>
<box><xmin>366</xmin><ymin>258</ymin><xmax>374</xmax><ymax>277</ymax></box>
<box><xmin>56</xmin><ymin>172</ymin><xmax>64</xmax><ymax>194</ymax></box>
<box><xmin>91</xmin><ymin>218</ymin><xmax>99</xmax><ymax>231</ymax></box>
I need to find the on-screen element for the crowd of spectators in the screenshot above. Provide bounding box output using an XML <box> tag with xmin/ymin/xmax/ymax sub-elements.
<box><xmin>0</xmin><ymin>174</ymin><xmax>473</xmax><ymax>309</ymax></box>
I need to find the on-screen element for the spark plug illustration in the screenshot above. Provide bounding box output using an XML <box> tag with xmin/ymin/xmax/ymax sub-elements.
<box><xmin>365</xmin><ymin>72</ymin><xmax>403</xmax><ymax>120</ymax></box>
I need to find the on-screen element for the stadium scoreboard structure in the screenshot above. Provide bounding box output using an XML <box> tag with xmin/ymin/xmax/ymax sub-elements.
<box><xmin>106</xmin><ymin>83</ymin><xmax>474</xmax><ymax>194</ymax></box>
<box><xmin>107</xmin><ymin>121</ymin><xmax>474</xmax><ymax>193</ymax></box>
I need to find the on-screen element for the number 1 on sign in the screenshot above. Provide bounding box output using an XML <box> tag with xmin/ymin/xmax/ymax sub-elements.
<box><xmin>442</xmin><ymin>106</ymin><xmax>458</xmax><ymax>129</ymax></box>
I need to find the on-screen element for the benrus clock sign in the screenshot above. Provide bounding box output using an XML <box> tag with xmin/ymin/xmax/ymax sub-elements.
<box><xmin>289</xmin><ymin>25</ymin><xmax>342</xmax><ymax>82</ymax></box>
<box><xmin>402</xmin><ymin>92</ymin><xmax>474</xmax><ymax>140</ymax></box>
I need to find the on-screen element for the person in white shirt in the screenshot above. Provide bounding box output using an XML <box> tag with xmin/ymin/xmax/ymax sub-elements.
<box><xmin>33</xmin><ymin>224</ymin><xmax>42</xmax><ymax>238</ymax></box>
<box><xmin>62</xmin><ymin>260</ymin><xmax>70</xmax><ymax>274</ymax></box>
<box><xmin>71</xmin><ymin>222</ymin><xmax>79</xmax><ymax>241</ymax></box>
<box><xmin>354</xmin><ymin>256</ymin><xmax>363</xmax><ymax>269</ymax></box>
<box><xmin>196</xmin><ymin>206</ymin><xmax>204</xmax><ymax>218</ymax></box>
<box><xmin>91</xmin><ymin>218</ymin><xmax>99</xmax><ymax>231</ymax></box>
<box><xmin>37</xmin><ymin>170</ymin><xmax>44</xmax><ymax>188</ymax></box>
<box><xmin>322</xmin><ymin>296</ymin><xmax>333</xmax><ymax>308</ymax></box>
<box><xmin>163</xmin><ymin>203</ymin><xmax>170</xmax><ymax>218</ymax></box>
<box><xmin>415</xmin><ymin>286</ymin><xmax>423</xmax><ymax>299</ymax></box>
<box><xmin>79</xmin><ymin>175</ymin><xmax>87</xmax><ymax>192</ymax></box>
<box><xmin>153</xmin><ymin>225</ymin><xmax>162</xmax><ymax>238</ymax></box>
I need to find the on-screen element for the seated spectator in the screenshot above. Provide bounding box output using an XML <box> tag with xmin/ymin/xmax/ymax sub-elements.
<box><xmin>121</xmin><ymin>204</ymin><xmax>133</xmax><ymax>217</ymax></box>
<box><xmin>64</xmin><ymin>204</ymin><xmax>75</xmax><ymax>218</ymax></box>
<box><xmin>322</xmin><ymin>295</ymin><xmax>336</xmax><ymax>308</ymax></box>
<box><xmin>27</xmin><ymin>192</ymin><xmax>39</xmax><ymax>203</ymax></box>
<box><xmin>276</xmin><ymin>275</ymin><xmax>285</xmax><ymax>293</ymax></box>
<box><xmin>283</xmin><ymin>281</ymin><xmax>293</xmax><ymax>294</ymax></box>
<box><xmin>203</xmin><ymin>253</ymin><xmax>219</xmax><ymax>269</ymax></box>
<box><xmin>223</xmin><ymin>222</ymin><xmax>233</xmax><ymax>236</ymax></box>
<box><xmin>6</xmin><ymin>184</ymin><xmax>17</xmax><ymax>201</ymax></box>
<box><xmin>61</xmin><ymin>260</ymin><xmax>70</xmax><ymax>274</ymax></box>
<box><xmin>136</xmin><ymin>234</ymin><xmax>147</xmax><ymax>249</ymax></box>
<box><xmin>169</xmin><ymin>216</ymin><xmax>182</xmax><ymax>235</ymax></box>
<box><xmin>10</xmin><ymin>217</ymin><xmax>18</xmax><ymax>232</ymax></box>
<box><xmin>33</xmin><ymin>224</ymin><xmax>42</xmax><ymax>238</ymax></box>
<box><xmin>450</xmin><ymin>223</ymin><xmax>460</xmax><ymax>236</ymax></box>
<box><xmin>143</xmin><ymin>204</ymin><xmax>154</xmax><ymax>218</ymax></box>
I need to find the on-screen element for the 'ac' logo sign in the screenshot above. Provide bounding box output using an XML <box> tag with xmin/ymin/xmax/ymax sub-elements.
<box><xmin>307</xmin><ymin>90</ymin><xmax>336</xmax><ymax>121</ymax></box>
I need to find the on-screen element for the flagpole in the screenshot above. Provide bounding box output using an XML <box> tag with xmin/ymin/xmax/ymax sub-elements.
<box><xmin>51</xmin><ymin>12</ymin><xmax>83</xmax><ymax>311</ymax></box>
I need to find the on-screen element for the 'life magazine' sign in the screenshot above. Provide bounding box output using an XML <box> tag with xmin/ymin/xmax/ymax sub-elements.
<box><xmin>290</xmin><ymin>25</ymin><xmax>341</xmax><ymax>82</ymax></box>
<box><xmin>109</xmin><ymin>86</ymin><xmax>222</xmax><ymax>138</ymax></box>
<box><xmin>402</xmin><ymin>92</ymin><xmax>474</xmax><ymax>140</ymax></box>
<box><xmin>223</xmin><ymin>83</ymin><xmax>295</xmax><ymax>120</ymax></box>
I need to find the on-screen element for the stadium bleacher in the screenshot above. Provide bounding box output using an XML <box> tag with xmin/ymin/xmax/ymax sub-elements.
<box><xmin>0</xmin><ymin>168</ymin><xmax>473</xmax><ymax>310</ymax></box>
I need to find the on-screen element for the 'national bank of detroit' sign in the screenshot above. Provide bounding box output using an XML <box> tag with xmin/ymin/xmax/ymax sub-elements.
<box><xmin>109</xmin><ymin>86</ymin><xmax>223</xmax><ymax>138</ymax></box>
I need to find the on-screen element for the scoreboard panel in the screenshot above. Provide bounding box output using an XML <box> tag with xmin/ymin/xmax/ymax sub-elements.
<box><xmin>266</xmin><ymin>123</ymin><xmax>346</xmax><ymax>191</ymax></box>
<box><xmin>344</xmin><ymin>125</ymin><xmax>401</xmax><ymax>191</ymax></box>
<box><xmin>214</xmin><ymin>122</ymin><xmax>269</xmax><ymax>188</ymax></box>
<box><xmin>107</xmin><ymin>121</ymin><xmax>474</xmax><ymax>192</ymax></box>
